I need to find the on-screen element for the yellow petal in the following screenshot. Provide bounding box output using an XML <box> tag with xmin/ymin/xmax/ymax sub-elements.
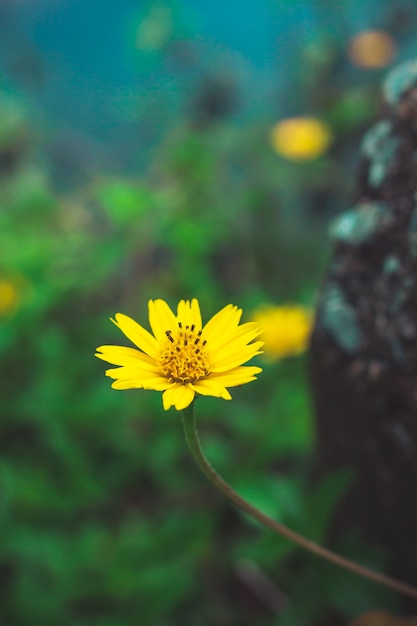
<box><xmin>203</xmin><ymin>305</ymin><xmax>242</xmax><ymax>342</ymax></box>
<box><xmin>111</xmin><ymin>313</ymin><xmax>159</xmax><ymax>358</ymax></box>
<box><xmin>210</xmin><ymin>341</ymin><xmax>264</xmax><ymax>372</ymax></box>
<box><xmin>191</xmin><ymin>379</ymin><xmax>232</xmax><ymax>400</ymax></box>
<box><xmin>148</xmin><ymin>299</ymin><xmax>177</xmax><ymax>343</ymax></box>
<box><xmin>111</xmin><ymin>377</ymin><xmax>172</xmax><ymax>391</ymax></box>
<box><xmin>95</xmin><ymin>345</ymin><xmax>157</xmax><ymax>369</ymax></box>
<box><xmin>208</xmin><ymin>321</ymin><xmax>263</xmax><ymax>354</ymax></box>
<box><xmin>176</xmin><ymin>299</ymin><xmax>202</xmax><ymax>330</ymax></box>
<box><xmin>105</xmin><ymin>366</ymin><xmax>164</xmax><ymax>381</ymax></box>
<box><xmin>111</xmin><ymin>380</ymin><xmax>140</xmax><ymax>390</ymax></box>
<box><xmin>208</xmin><ymin>366</ymin><xmax>262</xmax><ymax>387</ymax></box>
<box><xmin>210</xmin><ymin>335</ymin><xmax>263</xmax><ymax>365</ymax></box>
<box><xmin>141</xmin><ymin>378</ymin><xmax>174</xmax><ymax>391</ymax></box>
<box><xmin>162</xmin><ymin>383</ymin><xmax>195</xmax><ymax>410</ymax></box>
<box><xmin>189</xmin><ymin>298</ymin><xmax>202</xmax><ymax>330</ymax></box>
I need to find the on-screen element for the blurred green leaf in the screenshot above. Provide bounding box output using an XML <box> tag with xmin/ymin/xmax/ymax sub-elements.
<box><xmin>95</xmin><ymin>179</ymin><xmax>154</xmax><ymax>226</ymax></box>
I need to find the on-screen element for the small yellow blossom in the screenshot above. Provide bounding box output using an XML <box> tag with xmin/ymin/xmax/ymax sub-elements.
<box><xmin>0</xmin><ymin>279</ymin><xmax>19</xmax><ymax>316</ymax></box>
<box><xmin>270</xmin><ymin>117</ymin><xmax>331</xmax><ymax>162</ymax></box>
<box><xmin>251</xmin><ymin>304</ymin><xmax>313</xmax><ymax>361</ymax></box>
<box><xmin>96</xmin><ymin>299</ymin><xmax>263</xmax><ymax>411</ymax></box>
<box><xmin>349</xmin><ymin>31</ymin><xmax>395</xmax><ymax>69</ymax></box>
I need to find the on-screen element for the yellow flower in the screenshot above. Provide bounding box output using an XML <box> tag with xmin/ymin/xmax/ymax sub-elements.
<box><xmin>270</xmin><ymin>116</ymin><xmax>331</xmax><ymax>161</ymax></box>
<box><xmin>251</xmin><ymin>304</ymin><xmax>313</xmax><ymax>361</ymax></box>
<box><xmin>0</xmin><ymin>279</ymin><xmax>19</xmax><ymax>316</ymax></box>
<box><xmin>96</xmin><ymin>299</ymin><xmax>263</xmax><ymax>411</ymax></box>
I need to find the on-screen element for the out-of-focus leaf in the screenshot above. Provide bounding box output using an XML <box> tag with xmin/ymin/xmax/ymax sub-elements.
<box><xmin>233</xmin><ymin>475</ymin><xmax>304</xmax><ymax>524</ymax></box>
<box><xmin>303</xmin><ymin>468</ymin><xmax>354</xmax><ymax>542</ymax></box>
<box><xmin>96</xmin><ymin>179</ymin><xmax>153</xmax><ymax>225</ymax></box>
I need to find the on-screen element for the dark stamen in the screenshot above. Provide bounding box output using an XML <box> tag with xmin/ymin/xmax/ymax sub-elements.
<box><xmin>186</xmin><ymin>325</ymin><xmax>189</xmax><ymax>330</ymax></box>
<box><xmin>202</xmin><ymin>340</ymin><xmax>207</xmax><ymax>346</ymax></box>
<box><xmin>178</xmin><ymin>321</ymin><xmax>182</xmax><ymax>329</ymax></box>
<box><xmin>184</xmin><ymin>340</ymin><xmax>188</xmax><ymax>346</ymax></box>
<box><xmin>196</xmin><ymin>348</ymin><xmax>200</xmax><ymax>354</ymax></box>
<box><xmin>194</xmin><ymin>338</ymin><xmax>200</xmax><ymax>345</ymax></box>
<box><xmin>191</xmin><ymin>324</ymin><xmax>195</xmax><ymax>331</ymax></box>
<box><xmin>176</xmin><ymin>346</ymin><xmax>181</xmax><ymax>352</ymax></box>
<box><xmin>165</xmin><ymin>330</ymin><xmax>174</xmax><ymax>343</ymax></box>
<box><xmin>198</xmin><ymin>330</ymin><xmax>202</xmax><ymax>336</ymax></box>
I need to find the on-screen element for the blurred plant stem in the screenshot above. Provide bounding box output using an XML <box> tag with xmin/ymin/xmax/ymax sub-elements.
<box><xmin>181</xmin><ymin>402</ymin><xmax>417</xmax><ymax>601</ymax></box>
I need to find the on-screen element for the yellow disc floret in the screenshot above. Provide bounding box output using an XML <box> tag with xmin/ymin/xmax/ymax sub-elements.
<box><xmin>159</xmin><ymin>322</ymin><xmax>210</xmax><ymax>383</ymax></box>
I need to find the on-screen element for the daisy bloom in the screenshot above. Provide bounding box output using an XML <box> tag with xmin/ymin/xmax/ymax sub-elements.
<box><xmin>95</xmin><ymin>299</ymin><xmax>263</xmax><ymax>411</ymax></box>
<box><xmin>251</xmin><ymin>304</ymin><xmax>313</xmax><ymax>361</ymax></box>
<box><xmin>270</xmin><ymin>117</ymin><xmax>331</xmax><ymax>162</ymax></box>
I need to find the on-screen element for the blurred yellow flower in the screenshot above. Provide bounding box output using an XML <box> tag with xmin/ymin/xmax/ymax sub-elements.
<box><xmin>0</xmin><ymin>279</ymin><xmax>19</xmax><ymax>316</ymax></box>
<box><xmin>251</xmin><ymin>305</ymin><xmax>313</xmax><ymax>361</ymax></box>
<box><xmin>96</xmin><ymin>299</ymin><xmax>263</xmax><ymax>411</ymax></box>
<box><xmin>270</xmin><ymin>117</ymin><xmax>331</xmax><ymax>161</ymax></box>
<box><xmin>349</xmin><ymin>31</ymin><xmax>395</xmax><ymax>69</ymax></box>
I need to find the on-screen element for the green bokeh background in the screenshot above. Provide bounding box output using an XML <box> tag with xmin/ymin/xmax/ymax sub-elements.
<box><xmin>0</xmin><ymin>1</ymin><xmax>413</xmax><ymax>624</ymax></box>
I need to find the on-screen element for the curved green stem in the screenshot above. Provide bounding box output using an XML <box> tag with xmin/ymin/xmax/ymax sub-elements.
<box><xmin>181</xmin><ymin>402</ymin><xmax>417</xmax><ymax>601</ymax></box>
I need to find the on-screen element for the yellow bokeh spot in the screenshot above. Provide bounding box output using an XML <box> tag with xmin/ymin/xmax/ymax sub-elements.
<box><xmin>0</xmin><ymin>279</ymin><xmax>18</xmax><ymax>316</ymax></box>
<box><xmin>251</xmin><ymin>304</ymin><xmax>313</xmax><ymax>361</ymax></box>
<box><xmin>349</xmin><ymin>31</ymin><xmax>395</xmax><ymax>69</ymax></box>
<box><xmin>270</xmin><ymin>117</ymin><xmax>331</xmax><ymax>161</ymax></box>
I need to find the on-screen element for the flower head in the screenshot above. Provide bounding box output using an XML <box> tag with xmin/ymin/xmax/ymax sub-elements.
<box><xmin>251</xmin><ymin>304</ymin><xmax>313</xmax><ymax>361</ymax></box>
<box><xmin>270</xmin><ymin>116</ymin><xmax>331</xmax><ymax>162</ymax></box>
<box><xmin>96</xmin><ymin>299</ymin><xmax>263</xmax><ymax>411</ymax></box>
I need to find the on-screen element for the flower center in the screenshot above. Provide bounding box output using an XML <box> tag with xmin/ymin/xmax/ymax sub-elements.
<box><xmin>159</xmin><ymin>322</ymin><xmax>210</xmax><ymax>384</ymax></box>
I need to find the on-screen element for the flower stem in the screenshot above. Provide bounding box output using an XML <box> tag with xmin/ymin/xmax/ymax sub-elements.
<box><xmin>181</xmin><ymin>402</ymin><xmax>417</xmax><ymax>601</ymax></box>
